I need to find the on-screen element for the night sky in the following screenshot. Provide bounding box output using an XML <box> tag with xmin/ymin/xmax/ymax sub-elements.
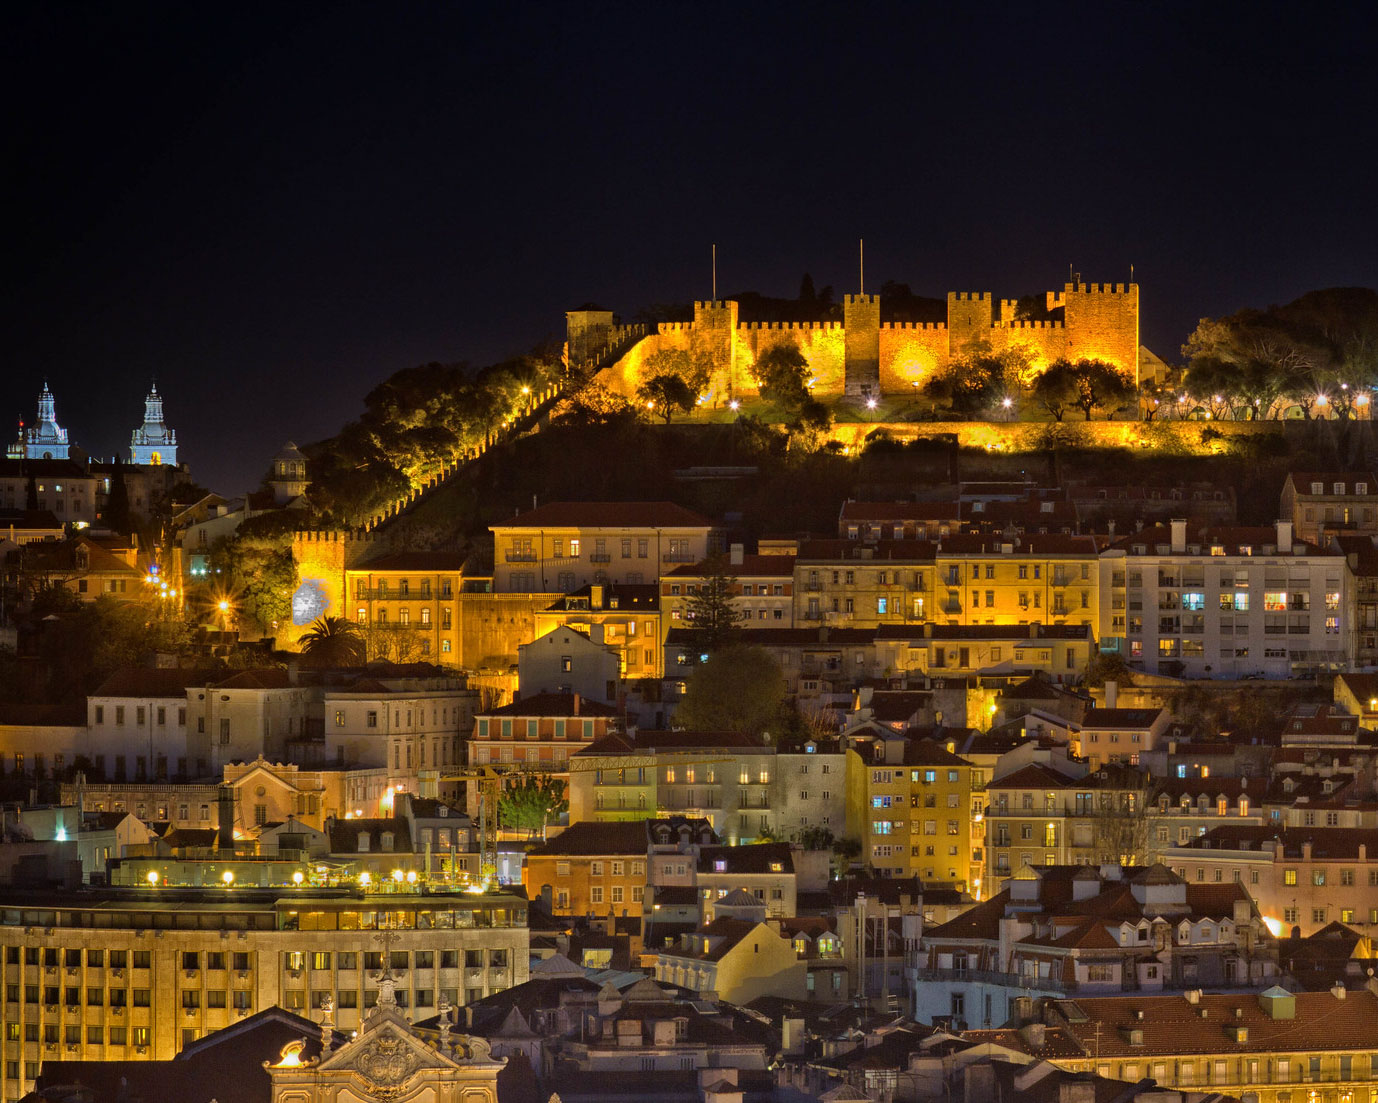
<box><xmin>5</xmin><ymin>3</ymin><xmax>1377</xmax><ymax>493</ymax></box>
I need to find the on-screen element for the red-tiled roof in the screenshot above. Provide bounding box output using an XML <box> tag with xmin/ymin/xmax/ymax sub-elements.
<box><xmin>356</xmin><ymin>551</ymin><xmax>466</xmax><ymax>571</ymax></box>
<box><xmin>528</xmin><ymin>820</ymin><xmax>647</xmax><ymax>856</ymax></box>
<box><xmin>495</xmin><ymin>501</ymin><xmax>712</xmax><ymax>529</ymax></box>
<box><xmin>481</xmin><ymin>692</ymin><xmax>617</xmax><ymax>718</ymax></box>
<box><xmin>93</xmin><ymin>668</ymin><xmax>218</xmax><ymax>697</ymax></box>
<box><xmin>665</xmin><ymin>555</ymin><xmax>795</xmax><ymax>577</ymax></box>
<box><xmin>988</xmin><ymin>762</ymin><xmax>1081</xmax><ymax>789</ymax></box>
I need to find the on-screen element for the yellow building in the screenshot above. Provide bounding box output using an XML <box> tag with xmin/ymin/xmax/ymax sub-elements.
<box><xmin>344</xmin><ymin>552</ymin><xmax>464</xmax><ymax>662</ymax></box>
<box><xmin>932</xmin><ymin>534</ymin><xmax>1101</xmax><ymax>634</ymax></box>
<box><xmin>792</xmin><ymin>539</ymin><xmax>936</xmax><ymax>627</ymax></box>
<box><xmin>489</xmin><ymin>500</ymin><xmax>714</xmax><ymax>594</ymax></box>
<box><xmin>846</xmin><ymin>734</ymin><xmax>980</xmax><ymax>894</ymax></box>
<box><xmin>533</xmin><ymin>583</ymin><xmax>661</xmax><ymax>679</ymax></box>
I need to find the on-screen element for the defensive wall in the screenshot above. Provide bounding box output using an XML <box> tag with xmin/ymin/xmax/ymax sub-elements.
<box><xmin>821</xmin><ymin>418</ymin><xmax>1281</xmax><ymax>454</ymax></box>
<box><xmin>575</xmin><ymin>282</ymin><xmax>1141</xmax><ymax>404</ymax></box>
<box><xmin>288</xmin><ymin>530</ymin><xmax>380</xmax><ymax>647</ymax></box>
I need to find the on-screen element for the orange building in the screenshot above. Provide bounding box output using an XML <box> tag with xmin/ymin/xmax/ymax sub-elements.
<box><xmin>523</xmin><ymin>820</ymin><xmax>649</xmax><ymax>919</ymax></box>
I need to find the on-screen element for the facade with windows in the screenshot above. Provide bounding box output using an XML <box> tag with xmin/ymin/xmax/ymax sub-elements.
<box><xmin>343</xmin><ymin>552</ymin><xmax>465</xmax><ymax>661</ymax></box>
<box><xmin>1101</xmin><ymin>520</ymin><xmax>1353</xmax><ymax>679</ymax></box>
<box><xmin>1162</xmin><ymin>826</ymin><xmax>1378</xmax><ymax>937</ymax></box>
<box><xmin>791</xmin><ymin>539</ymin><xmax>936</xmax><ymax>628</ymax></box>
<box><xmin>662</xmin><ymin>548</ymin><xmax>795</xmax><ymax>633</ymax></box>
<box><xmin>523</xmin><ymin>820</ymin><xmax>650</xmax><ymax>918</ymax></box>
<box><xmin>1281</xmin><ymin>470</ymin><xmax>1378</xmax><ymax>544</ymax></box>
<box><xmin>489</xmin><ymin>500</ymin><xmax>714</xmax><ymax>594</ymax></box>
<box><xmin>932</xmin><ymin>534</ymin><xmax>1102</xmax><ymax>634</ymax></box>
<box><xmin>0</xmin><ymin>886</ymin><xmax>528</xmax><ymax>1100</ymax></box>
<box><xmin>845</xmin><ymin>736</ymin><xmax>980</xmax><ymax>890</ymax></box>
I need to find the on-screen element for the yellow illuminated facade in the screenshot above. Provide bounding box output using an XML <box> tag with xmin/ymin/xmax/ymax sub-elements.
<box><xmin>933</xmin><ymin>536</ymin><xmax>1101</xmax><ymax>635</ymax></box>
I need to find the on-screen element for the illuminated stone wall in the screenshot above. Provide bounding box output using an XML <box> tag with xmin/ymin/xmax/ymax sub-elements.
<box><xmin>288</xmin><ymin>531</ymin><xmax>378</xmax><ymax>647</ymax></box>
<box><xmin>455</xmin><ymin>592</ymin><xmax>552</xmax><ymax>672</ymax></box>
<box><xmin>821</xmin><ymin>418</ymin><xmax>1281</xmax><ymax>454</ymax></box>
<box><xmin>589</xmin><ymin>280</ymin><xmax>1143</xmax><ymax>400</ymax></box>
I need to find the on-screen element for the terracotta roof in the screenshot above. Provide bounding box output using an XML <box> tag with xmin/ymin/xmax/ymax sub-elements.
<box><xmin>988</xmin><ymin>762</ymin><xmax>1081</xmax><ymax>789</ymax></box>
<box><xmin>1082</xmin><ymin>707</ymin><xmax>1165</xmax><ymax>729</ymax></box>
<box><xmin>481</xmin><ymin>691</ymin><xmax>617</xmax><ymax>719</ymax></box>
<box><xmin>326</xmin><ymin>817</ymin><xmax>412</xmax><ymax>854</ymax></box>
<box><xmin>698</xmin><ymin>842</ymin><xmax>793</xmax><ymax>875</ymax></box>
<box><xmin>214</xmin><ymin>668</ymin><xmax>293</xmax><ymax>690</ymax></box>
<box><xmin>93</xmin><ymin>668</ymin><xmax>218</xmax><ymax>698</ymax></box>
<box><xmin>665</xmin><ymin>554</ymin><xmax>796</xmax><ymax>577</ymax></box>
<box><xmin>794</xmin><ymin>538</ymin><xmax>938</xmax><ymax>561</ymax></box>
<box><xmin>839</xmin><ymin>500</ymin><xmax>960</xmax><ymax>522</ymax></box>
<box><xmin>1286</xmin><ymin>471</ymin><xmax>1378</xmax><ymax>495</ymax></box>
<box><xmin>1048</xmin><ymin>988</ymin><xmax>1378</xmax><ymax>1057</ymax></box>
<box><xmin>576</xmin><ymin>729</ymin><xmax>762</xmax><ymax>755</ymax></box>
<box><xmin>924</xmin><ymin>890</ymin><xmax>1010</xmax><ymax>941</ymax></box>
<box><xmin>495</xmin><ymin>501</ymin><xmax>712</xmax><ymax>529</ymax></box>
<box><xmin>356</xmin><ymin>551</ymin><xmax>466</xmax><ymax>571</ymax></box>
<box><xmin>528</xmin><ymin>821</ymin><xmax>647</xmax><ymax>857</ymax></box>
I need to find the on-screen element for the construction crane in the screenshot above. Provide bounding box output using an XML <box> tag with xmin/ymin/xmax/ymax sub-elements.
<box><xmin>438</xmin><ymin>755</ymin><xmax>734</xmax><ymax>882</ymax></box>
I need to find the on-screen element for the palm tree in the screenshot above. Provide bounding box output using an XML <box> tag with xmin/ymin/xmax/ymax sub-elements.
<box><xmin>299</xmin><ymin>616</ymin><xmax>366</xmax><ymax>667</ymax></box>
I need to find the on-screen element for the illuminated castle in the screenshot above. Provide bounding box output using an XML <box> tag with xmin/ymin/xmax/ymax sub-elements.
<box><xmin>128</xmin><ymin>382</ymin><xmax>178</xmax><ymax>466</ymax></box>
<box><xmin>570</xmin><ymin>280</ymin><xmax>1145</xmax><ymax>403</ymax></box>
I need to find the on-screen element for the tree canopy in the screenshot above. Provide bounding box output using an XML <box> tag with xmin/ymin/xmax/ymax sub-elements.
<box><xmin>298</xmin><ymin>616</ymin><xmax>366</xmax><ymax>667</ymax></box>
<box><xmin>498</xmin><ymin>773</ymin><xmax>568</xmax><ymax>839</ymax></box>
<box><xmin>680</xmin><ymin>555</ymin><xmax>745</xmax><ymax>652</ymax></box>
<box><xmin>675</xmin><ymin>644</ymin><xmax>787</xmax><ymax>740</ymax></box>
<box><xmin>636</xmin><ymin>373</ymin><xmax>696</xmax><ymax>424</ymax></box>
<box><xmin>750</xmin><ymin>345</ymin><xmax>811</xmax><ymax>414</ymax></box>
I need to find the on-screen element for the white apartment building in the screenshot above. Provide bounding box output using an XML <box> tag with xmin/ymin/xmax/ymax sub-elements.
<box><xmin>1102</xmin><ymin>520</ymin><xmax>1353</xmax><ymax>679</ymax></box>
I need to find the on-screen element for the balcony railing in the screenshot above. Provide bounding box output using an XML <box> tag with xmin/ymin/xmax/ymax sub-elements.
<box><xmin>589</xmin><ymin>553</ymin><xmax>611</xmax><ymax>563</ymax></box>
<box><xmin>662</xmin><ymin>553</ymin><xmax>697</xmax><ymax>564</ymax></box>
<box><xmin>504</xmin><ymin>551</ymin><xmax>537</xmax><ymax>563</ymax></box>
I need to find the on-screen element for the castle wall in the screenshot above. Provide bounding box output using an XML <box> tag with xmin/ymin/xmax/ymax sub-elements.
<box><xmin>289</xmin><ymin>531</ymin><xmax>378</xmax><ymax>648</ymax></box>
<box><xmin>455</xmin><ymin>592</ymin><xmax>551</xmax><ymax>671</ymax></box>
<box><xmin>1063</xmin><ymin>282</ymin><xmax>1140</xmax><ymax>381</ymax></box>
<box><xmin>584</xmin><ymin>281</ymin><xmax>1141</xmax><ymax>400</ymax></box>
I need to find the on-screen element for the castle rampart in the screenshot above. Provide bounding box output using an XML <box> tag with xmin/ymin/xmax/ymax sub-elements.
<box><xmin>579</xmin><ymin>276</ymin><xmax>1141</xmax><ymax>402</ymax></box>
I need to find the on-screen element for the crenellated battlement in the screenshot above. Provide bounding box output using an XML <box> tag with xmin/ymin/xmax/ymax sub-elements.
<box><xmin>1000</xmin><ymin>319</ymin><xmax>1065</xmax><ymax>330</ymax></box>
<box><xmin>880</xmin><ymin>321</ymin><xmax>947</xmax><ymax>331</ymax></box>
<box><xmin>1065</xmin><ymin>282</ymin><xmax>1137</xmax><ymax>296</ymax></box>
<box><xmin>694</xmin><ymin>300</ymin><xmax>735</xmax><ymax>311</ymax></box>
<box><xmin>658</xmin><ymin>321</ymin><xmax>695</xmax><ymax>333</ymax></box>
<box><xmin>844</xmin><ymin>293</ymin><xmax>878</xmax><ymax>305</ymax></box>
<box><xmin>293</xmin><ymin>530</ymin><xmax>376</xmax><ymax>544</ymax></box>
<box><xmin>738</xmin><ymin>320</ymin><xmax>840</xmax><ymax>331</ymax></box>
<box><xmin>951</xmin><ymin>291</ymin><xmax>991</xmax><ymax>302</ymax></box>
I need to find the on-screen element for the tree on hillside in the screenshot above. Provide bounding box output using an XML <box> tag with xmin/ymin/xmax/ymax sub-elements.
<box><xmin>208</xmin><ymin>537</ymin><xmax>295</xmax><ymax>638</ymax></box>
<box><xmin>1063</xmin><ymin>359</ymin><xmax>1135</xmax><ymax>420</ymax></box>
<box><xmin>636</xmin><ymin>373</ymin><xmax>696</xmax><ymax>424</ymax></box>
<box><xmin>641</xmin><ymin>348</ymin><xmax>711</xmax><ymax>394</ymax></box>
<box><xmin>680</xmin><ymin>555</ymin><xmax>746</xmax><ymax>652</ymax></box>
<box><xmin>498</xmin><ymin>773</ymin><xmax>567</xmax><ymax>839</ymax></box>
<box><xmin>924</xmin><ymin>343</ymin><xmax>1031</xmax><ymax>418</ymax></box>
<box><xmin>750</xmin><ymin>345</ymin><xmax>811</xmax><ymax>413</ymax></box>
<box><xmin>675</xmin><ymin>644</ymin><xmax>787</xmax><ymax>740</ymax></box>
<box><xmin>298</xmin><ymin>616</ymin><xmax>366</xmax><ymax>667</ymax></box>
<box><xmin>1030</xmin><ymin>361</ymin><xmax>1079</xmax><ymax>421</ymax></box>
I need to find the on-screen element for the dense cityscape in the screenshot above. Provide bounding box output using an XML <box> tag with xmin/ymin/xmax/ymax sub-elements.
<box><xmin>5</xmin><ymin>4</ymin><xmax>1377</xmax><ymax>1103</ymax></box>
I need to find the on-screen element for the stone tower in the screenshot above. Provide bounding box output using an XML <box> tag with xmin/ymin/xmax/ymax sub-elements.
<box><xmin>844</xmin><ymin>293</ymin><xmax>880</xmax><ymax>397</ymax></box>
<box><xmin>692</xmin><ymin>300</ymin><xmax>739</xmax><ymax>400</ymax></box>
<box><xmin>7</xmin><ymin>382</ymin><xmax>70</xmax><ymax>460</ymax></box>
<box><xmin>565</xmin><ymin>309</ymin><xmax>616</xmax><ymax>367</ymax></box>
<box><xmin>129</xmin><ymin>382</ymin><xmax>178</xmax><ymax>466</ymax></box>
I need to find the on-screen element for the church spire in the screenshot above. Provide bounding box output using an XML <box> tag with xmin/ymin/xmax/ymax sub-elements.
<box><xmin>129</xmin><ymin>381</ymin><xmax>177</xmax><ymax>466</ymax></box>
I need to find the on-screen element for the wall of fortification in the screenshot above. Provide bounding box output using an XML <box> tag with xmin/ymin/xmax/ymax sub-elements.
<box><xmin>877</xmin><ymin>323</ymin><xmax>950</xmax><ymax>391</ymax></box>
<box><xmin>455</xmin><ymin>592</ymin><xmax>550</xmax><ymax>671</ymax></box>
<box><xmin>821</xmin><ymin>418</ymin><xmax>1281</xmax><ymax>454</ymax></box>
<box><xmin>1063</xmin><ymin>283</ymin><xmax>1140</xmax><ymax>381</ymax></box>
<box><xmin>586</xmin><ymin>281</ymin><xmax>1141</xmax><ymax>399</ymax></box>
<box><xmin>288</xmin><ymin>531</ymin><xmax>378</xmax><ymax>648</ymax></box>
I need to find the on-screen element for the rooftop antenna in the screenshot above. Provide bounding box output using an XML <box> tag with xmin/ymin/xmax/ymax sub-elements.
<box><xmin>859</xmin><ymin>237</ymin><xmax>865</xmax><ymax>295</ymax></box>
<box><xmin>1130</xmin><ymin>263</ymin><xmax>1135</xmax><ymax>283</ymax></box>
<box><xmin>712</xmin><ymin>243</ymin><xmax>717</xmax><ymax>301</ymax></box>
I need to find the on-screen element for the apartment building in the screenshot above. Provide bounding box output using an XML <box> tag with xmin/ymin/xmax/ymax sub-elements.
<box><xmin>1103</xmin><ymin>520</ymin><xmax>1353</xmax><ymax>679</ymax></box>
<box><xmin>343</xmin><ymin>552</ymin><xmax>464</xmax><ymax>661</ymax></box>
<box><xmin>568</xmin><ymin>730</ymin><xmax>810</xmax><ymax>845</ymax></box>
<box><xmin>792</xmin><ymin>539</ymin><xmax>935</xmax><ymax>627</ymax></box>
<box><xmin>1281</xmin><ymin>470</ymin><xmax>1378</xmax><ymax>543</ymax></box>
<box><xmin>837</xmin><ymin>499</ymin><xmax>960</xmax><ymax>541</ymax></box>
<box><xmin>533</xmin><ymin>584</ymin><xmax>661</xmax><ymax>682</ymax></box>
<box><xmin>845</xmin><ymin>735</ymin><xmax>981</xmax><ymax>890</ymax></box>
<box><xmin>523</xmin><ymin>820</ymin><xmax>648</xmax><ymax>918</ymax></box>
<box><xmin>489</xmin><ymin>501</ymin><xmax>714</xmax><ymax>594</ymax></box>
<box><xmin>983</xmin><ymin>761</ymin><xmax>1148</xmax><ymax>880</ymax></box>
<box><xmin>1162</xmin><ymin>826</ymin><xmax>1378</xmax><ymax>936</ymax></box>
<box><xmin>1075</xmin><ymin>704</ymin><xmax>1172</xmax><ymax>768</ymax></box>
<box><xmin>915</xmin><ymin>863</ymin><xmax>1278</xmax><ymax>1028</ymax></box>
<box><xmin>932</xmin><ymin>534</ymin><xmax>1101</xmax><ymax>634</ymax></box>
<box><xmin>0</xmin><ymin>458</ymin><xmax>96</xmax><ymax>525</ymax></box>
<box><xmin>974</xmin><ymin>986</ymin><xmax>1378</xmax><ymax>1103</ymax></box>
<box><xmin>321</xmin><ymin>676</ymin><xmax>474</xmax><ymax>786</ymax></box>
<box><xmin>0</xmin><ymin>885</ymin><xmax>529</xmax><ymax>1100</ymax></box>
<box><xmin>662</xmin><ymin>546</ymin><xmax>795</xmax><ymax>632</ymax></box>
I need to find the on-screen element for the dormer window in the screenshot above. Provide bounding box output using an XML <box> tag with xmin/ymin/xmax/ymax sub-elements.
<box><xmin>1312</xmin><ymin>482</ymin><xmax>1325</xmax><ymax>494</ymax></box>
<box><xmin>357</xmin><ymin>834</ymin><xmax>370</xmax><ymax>853</ymax></box>
<box><xmin>380</xmin><ymin>831</ymin><xmax>394</xmax><ymax>850</ymax></box>
<box><xmin>714</xmin><ymin>860</ymin><xmax>726</xmax><ymax>872</ymax></box>
<box><xmin>1359</xmin><ymin>483</ymin><xmax>1369</xmax><ymax>495</ymax></box>
<box><xmin>1335</xmin><ymin>483</ymin><xmax>1345</xmax><ymax>495</ymax></box>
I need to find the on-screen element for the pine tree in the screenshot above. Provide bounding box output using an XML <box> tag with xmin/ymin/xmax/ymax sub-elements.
<box><xmin>682</xmin><ymin>555</ymin><xmax>745</xmax><ymax>654</ymax></box>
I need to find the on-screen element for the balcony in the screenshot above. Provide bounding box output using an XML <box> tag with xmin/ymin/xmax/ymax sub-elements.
<box><xmin>911</xmin><ymin>966</ymin><xmax>1073</xmax><ymax>992</ymax></box>
<box><xmin>1052</xmin><ymin>573</ymin><xmax>1072</xmax><ymax>588</ymax></box>
<box><xmin>504</xmin><ymin>551</ymin><xmax>537</xmax><ymax>563</ymax></box>
<box><xmin>662</xmin><ymin>553</ymin><xmax>697</xmax><ymax>564</ymax></box>
<box><xmin>589</xmin><ymin>553</ymin><xmax>611</xmax><ymax>563</ymax></box>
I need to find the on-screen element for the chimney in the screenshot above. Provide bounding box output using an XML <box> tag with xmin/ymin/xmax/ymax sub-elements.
<box><xmin>1277</xmin><ymin>520</ymin><xmax>1294</xmax><ymax>554</ymax></box>
<box><xmin>590</xmin><ymin>584</ymin><xmax>604</xmax><ymax>610</ymax></box>
<box><xmin>573</xmin><ymin>693</ymin><xmax>581</xmax><ymax>716</ymax></box>
<box><xmin>1105</xmin><ymin>679</ymin><xmax>1118</xmax><ymax>710</ymax></box>
<box><xmin>217</xmin><ymin>785</ymin><xmax>236</xmax><ymax>854</ymax></box>
<box><xmin>730</xmin><ymin>543</ymin><xmax>744</xmax><ymax>566</ymax></box>
<box><xmin>1170</xmin><ymin>518</ymin><xmax>1187</xmax><ymax>553</ymax></box>
<box><xmin>1107</xmin><ymin>519</ymin><xmax>1116</xmax><ymax>538</ymax></box>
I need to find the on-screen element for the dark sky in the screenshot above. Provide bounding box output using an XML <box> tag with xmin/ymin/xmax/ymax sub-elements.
<box><xmin>5</xmin><ymin>2</ymin><xmax>1377</xmax><ymax>492</ymax></box>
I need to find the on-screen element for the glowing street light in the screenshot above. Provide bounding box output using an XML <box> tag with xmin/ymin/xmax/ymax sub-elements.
<box><xmin>292</xmin><ymin>871</ymin><xmax>304</xmax><ymax>885</ymax></box>
<box><xmin>728</xmin><ymin>399</ymin><xmax>739</xmax><ymax>412</ymax></box>
<box><xmin>866</xmin><ymin>397</ymin><xmax>878</xmax><ymax>410</ymax></box>
<box><xmin>146</xmin><ymin>870</ymin><xmax>159</xmax><ymax>886</ymax></box>
<box><xmin>221</xmin><ymin>870</ymin><xmax>235</xmax><ymax>886</ymax></box>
